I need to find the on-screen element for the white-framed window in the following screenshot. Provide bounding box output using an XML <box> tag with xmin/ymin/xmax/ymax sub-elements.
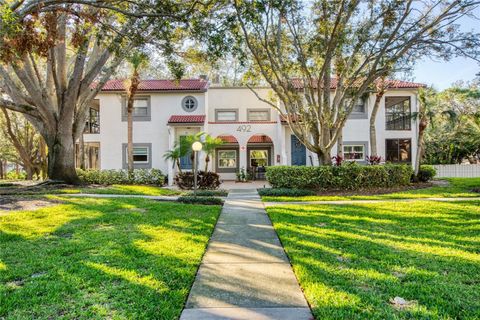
<box><xmin>182</xmin><ymin>96</ymin><xmax>198</xmax><ymax>112</ymax></box>
<box><xmin>216</xmin><ymin>110</ymin><xmax>238</xmax><ymax>122</ymax></box>
<box><xmin>352</xmin><ymin>98</ymin><xmax>366</xmax><ymax>113</ymax></box>
<box><xmin>343</xmin><ymin>145</ymin><xmax>365</xmax><ymax>161</ymax></box>
<box><xmin>127</xmin><ymin>146</ymin><xmax>149</xmax><ymax>164</ymax></box>
<box><xmin>248</xmin><ymin>109</ymin><xmax>270</xmax><ymax>121</ymax></box>
<box><xmin>218</xmin><ymin>150</ymin><xmax>237</xmax><ymax>168</ymax></box>
<box><xmin>133</xmin><ymin>98</ymin><xmax>149</xmax><ymax>116</ymax></box>
<box><xmin>250</xmin><ymin>150</ymin><xmax>268</xmax><ymax>167</ymax></box>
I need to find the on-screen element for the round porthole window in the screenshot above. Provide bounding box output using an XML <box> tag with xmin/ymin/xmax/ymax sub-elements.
<box><xmin>182</xmin><ymin>96</ymin><xmax>198</xmax><ymax>112</ymax></box>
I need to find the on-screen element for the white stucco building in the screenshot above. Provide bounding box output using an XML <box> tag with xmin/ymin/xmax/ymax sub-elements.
<box><xmin>79</xmin><ymin>78</ymin><xmax>424</xmax><ymax>184</ymax></box>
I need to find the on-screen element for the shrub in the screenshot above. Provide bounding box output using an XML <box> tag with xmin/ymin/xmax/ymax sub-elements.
<box><xmin>6</xmin><ymin>171</ymin><xmax>26</xmax><ymax>180</ymax></box>
<box><xmin>175</xmin><ymin>171</ymin><xmax>221</xmax><ymax>190</ymax></box>
<box><xmin>186</xmin><ymin>189</ymin><xmax>228</xmax><ymax>197</ymax></box>
<box><xmin>176</xmin><ymin>196</ymin><xmax>224</xmax><ymax>205</ymax></box>
<box><xmin>366</xmin><ymin>155</ymin><xmax>382</xmax><ymax>165</ymax></box>
<box><xmin>77</xmin><ymin>169</ymin><xmax>165</xmax><ymax>185</ymax></box>
<box><xmin>417</xmin><ymin>165</ymin><xmax>437</xmax><ymax>182</ymax></box>
<box><xmin>257</xmin><ymin>188</ymin><xmax>316</xmax><ymax>197</ymax></box>
<box><xmin>266</xmin><ymin>164</ymin><xmax>413</xmax><ymax>190</ymax></box>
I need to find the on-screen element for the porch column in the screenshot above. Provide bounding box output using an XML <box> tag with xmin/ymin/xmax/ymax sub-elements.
<box><xmin>168</xmin><ymin>126</ymin><xmax>175</xmax><ymax>186</ymax></box>
<box><xmin>239</xmin><ymin>145</ymin><xmax>247</xmax><ymax>173</ymax></box>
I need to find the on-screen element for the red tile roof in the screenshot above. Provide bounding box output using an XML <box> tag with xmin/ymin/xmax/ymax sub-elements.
<box><xmin>291</xmin><ymin>78</ymin><xmax>425</xmax><ymax>90</ymax></box>
<box><xmin>218</xmin><ymin>135</ymin><xmax>238</xmax><ymax>143</ymax></box>
<box><xmin>102</xmin><ymin>79</ymin><xmax>208</xmax><ymax>92</ymax></box>
<box><xmin>168</xmin><ymin>115</ymin><xmax>205</xmax><ymax>124</ymax></box>
<box><xmin>248</xmin><ymin>135</ymin><xmax>273</xmax><ymax>143</ymax></box>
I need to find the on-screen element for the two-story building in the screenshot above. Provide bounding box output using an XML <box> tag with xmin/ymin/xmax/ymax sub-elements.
<box><xmin>79</xmin><ymin>78</ymin><xmax>424</xmax><ymax>185</ymax></box>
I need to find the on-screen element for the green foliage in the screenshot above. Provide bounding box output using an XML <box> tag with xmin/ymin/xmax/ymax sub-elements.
<box><xmin>266</xmin><ymin>164</ymin><xmax>413</xmax><ymax>190</ymax></box>
<box><xmin>417</xmin><ymin>165</ymin><xmax>437</xmax><ymax>182</ymax></box>
<box><xmin>175</xmin><ymin>171</ymin><xmax>221</xmax><ymax>190</ymax></box>
<box><xmin>5</xmin><ymin>170</ymin><xmax>26</xmax><ymax>180</ymax></box>
<box><xmin>77</xmin><ymin>169</ymin><xmax>165</xmax><ymax>186</ymax></box>
<box><xmin>185</xmin><ymin>189</ymin><xmax>228</xmax><ymax>197</ymax></box>
<box><xmin>177</xmin><ymin>196</ymin><xmax>224</xmax><ymax>205</ymax></box>
<box><xmin>236</xmin><ymin>167</ymin><xmax>249</xmax><ymax>182</ymax></box>
<box><xmin>257</xmin><ymin>188</ymin><xmax>316</xmax><ymax>197</ymax></box>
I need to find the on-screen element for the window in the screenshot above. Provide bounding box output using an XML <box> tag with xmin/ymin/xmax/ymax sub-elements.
<box><xmin>218</xmin><ymin>150</ymin><xmax>237</xmax><ymax>168</ymax></box>
<box><xmin>248</xmin><ymin>109</ymin><xmax>270</xmax><ymax>121</ymax></box>
<box><xmin>182</xmin><ymin>96</ymin><xmax>198</xmax><ymax>112</ymax></box>
<box><xmin>343</xmin><ymin>145</ymin><xmax>365</xmax><ymax>161</ymax></box>
<box><xmin>84</xmin><ymin>107</ymin><xmax>100</xmax><ymax>134</ymax></box>
<box><xmin>352</xmin><ymin>98</ymin><xmax>366</xmax><ymax>113</ymax></box>
<box><xmin>386</xmin><ymin>139</ymin><xmax>411</xmax><ymax>163</ymax></box>
<box><xmin>133</xmin><ymin>99</ymin><xmax>149</xmax><ymax>116</ymax></box>
<box><xmin>131</xmin><ymin>147</ymin><xmax>149</xmax><ymax>163</ymax></box>
<box><xmin>215</xmin><ymin>109</ymin><xmax>238</xmax><ymax>122</ymax></box>
<box><xmin>122</xmin><ymin>143</ymin><xmax>151</xmax><ymax>169</ymax></box>
<box><xmin>122</xmin><ymin>96</ymin><xmax>151</xmax><ymax>121</ymax></box>
<box><xmin>386</xmin><ymin>97</ymin><xmax>411</xmax><ymax>130</ymax></box>
<box><xmin>250</xmin><ymin>150</ymin><xmax>268</xmax><ymax>167</ymax></box>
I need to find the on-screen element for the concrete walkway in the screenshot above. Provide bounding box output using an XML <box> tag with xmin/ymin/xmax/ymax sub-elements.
<box><xmin>61</xmin><ymin>193</ymin><xmax>179</xmax><ymax>201</ymax></box>
<box><xmin>263</xmin><ymin>196</ymin><xmax>480</xmax><ymax>207</ymax></box>
<box><xmin>180</xmin><ymin>189</ymin><xmax>312</xmax><ymax>320</ymax></box>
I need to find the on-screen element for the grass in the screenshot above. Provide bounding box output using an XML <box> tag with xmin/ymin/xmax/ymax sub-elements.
<box><xmin>262</xmin><ymin>178</ymin><xmax>480</xmax><ymax>202</ymax></box>
<box><xmin>0</xmin><ymin>197</ymin><xmax>221</xmax><ymax>319</ymax></box>
<box><xmin>61</xmin><ymin>184</ymin><xmax>183</xmax><ymax>196</ymax></box>
<box><xmin>267</xmin><ymin>201</ymin><xmax>480</xmax><ymax>319</ymax></box>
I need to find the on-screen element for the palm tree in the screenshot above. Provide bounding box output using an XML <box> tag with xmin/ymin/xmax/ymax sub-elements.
<box><xmin>125</xmin><ymin>51</ymin><xmax>148</xmax><ymax>177</ymax></box>
<box><xmin>202</xmin><ymin>134</ymin><xmax>224</xmax><ymax>172</ymax></box>
<box><xmin>163</xmin><ymin>144</ymin><xmax>183</xmax><ymax>174</ymax></box>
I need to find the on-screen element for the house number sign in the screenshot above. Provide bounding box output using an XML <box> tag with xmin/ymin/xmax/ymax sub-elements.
<box><xmin>236</xmin><ymin>125</ymin><xmax>251</xmax><ymax>132</ymax></box>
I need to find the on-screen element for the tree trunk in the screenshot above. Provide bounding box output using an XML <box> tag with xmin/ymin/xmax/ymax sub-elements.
<box><xmin>127</xmin><ymin>105</ymin><xmax>134</xmax><ymax>176</ymax></box>
<box><xmin>46</xmin><ymin>133</ymin><xmax>80</xmax><ymax>184</ymax></box>
<box><xmin>176</xmin><ymin>159</ymin><xmax>183</xmax><ymax>174</ymax></box>
<box><xmin>79</xmin><ymin>134</ymin><xmax>86</xmax><ymax>170</ymax></box>
<box><xmin>370</xmin><ymin>91</ymin><xmax>384</xmax><ymax>157</ymax></box>
<box><xmin>415</xmin><ymin>117</ymin><xmax>428</xmax><ymax>175</ymax></box>
<box><xmin>204</xmin><ymin>154</ymin><xmax>210</xmax><ymax>172</ymax></box>
<box><xmin>317</xmin><ymin>150</ymin><xmax>332</xmax><ymax>165</ymax></box>
<box><xmin>0</xmin><ymin>160</ymin><xmax>4</xmax><ymax>179</ymax></box>
<box><xmin>337</xmin><ymin>129</ymin><xmax>343</xmax><ymax>157</ymax></box>
<box><xmin>25</xmin><ymin>166</ymin><xmax>34</xmax><ymax>180</ymax></box>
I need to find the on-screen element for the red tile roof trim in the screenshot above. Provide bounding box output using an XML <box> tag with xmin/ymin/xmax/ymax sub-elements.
<box><xmin>248</xmin><ymin>135</ymin><xmax>273</xmax><ymax>143</ymax></box>
<box><xmin>168</xmin><ymin>115</ymin><xmax>205</xmax><ymax>124</ymax></box>
<box><xmin>218</xmin><ymin>135</ymin><xmax>239</xmax><ymax>143</ymax></box>
<box><xmin>102</xmin><ymin>79</ymin><xmax>208</xmax><ymax>92</ymax></box>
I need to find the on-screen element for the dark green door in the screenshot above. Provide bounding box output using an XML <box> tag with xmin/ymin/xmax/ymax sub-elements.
<box><xmin>291</xmin><ymin>135</ymin><xmax>306</xmax><ymax>166</ymax></box>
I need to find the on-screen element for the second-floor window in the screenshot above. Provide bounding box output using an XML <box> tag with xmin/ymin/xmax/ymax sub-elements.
<box><xmin>386</xmin><ymin>97</ymin><xmax>411</xmax><ymax>130</ymax></box>
<box><xmin>122</xmin><ymin>96</ymin><xmax>151</xmax><ymax>121</ymax></box>
<box><xmin>84</xmin><ymin>107</ymin><xmax>100</xmax><ymax>134</ymax></box>
<box><xmin>248</xmin><ymin>109</ymin><xmax>270</xmax><ymax>122</ymax></box>
<box><xmin>216</xmin><ymin>109</ymin><xmax>238</xmax><ymax>122</ymax></box>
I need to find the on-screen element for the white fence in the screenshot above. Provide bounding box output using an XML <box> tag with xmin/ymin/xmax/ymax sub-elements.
<box><xmin>432</xmin><ymin>165</ymin><xmax>480</xmax><ymax>178</ymax></box>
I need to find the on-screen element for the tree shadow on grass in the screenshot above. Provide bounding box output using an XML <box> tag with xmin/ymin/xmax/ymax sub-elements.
<box><xmin>267</xmin><ymin>201</ymin><xmax>480</xmax><ymax>320</ymax></box>
<box><xmin>0</xmin><ymin>197</ymin><xmax>221</xmax><ymax>319</ymax></box>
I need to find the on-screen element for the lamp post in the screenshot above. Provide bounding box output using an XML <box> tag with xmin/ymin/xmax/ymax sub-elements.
<box><xmin>192</xmin><ymin>141</ymin><xmax>203</xmax><ymax>197</ymax></box>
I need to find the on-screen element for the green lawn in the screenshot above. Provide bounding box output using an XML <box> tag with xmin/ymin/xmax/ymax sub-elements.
<box><xmin>61</xmin><ymin>184</ymin><xmax>183</xmax><ymax>196</ymax></box>
<box><xmin>0</xmin><ymin>197</ymin><xmax>221</xmax><ymax>319</ymax></box>
<box><xmin>262</xmin><ymin>178</ymin><xmax>480</xmax><ymax>202</ymax></box>
<box><xmin>267</xmin><ymin>201</ymin><xmax>480</xmax><ymax>319</ymax></box>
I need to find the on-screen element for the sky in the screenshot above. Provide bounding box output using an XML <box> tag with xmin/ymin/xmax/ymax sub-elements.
<box><xmin>411</xmin><ymin>7</ymin><xmax>480</xmax><ymax>90</ymax></box>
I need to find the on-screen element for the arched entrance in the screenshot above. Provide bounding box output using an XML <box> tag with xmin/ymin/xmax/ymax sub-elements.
<box><xmin>247</xmin><ymin>134</ymin><xmax>273</xmax><ymax>180</ymax></box>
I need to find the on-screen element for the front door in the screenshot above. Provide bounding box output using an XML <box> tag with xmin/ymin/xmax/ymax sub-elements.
<box><xmin>179</xmin><ymin>136</ymin><xmax>193</xmax><ymax>169</ymax></box>
<box><xmin>291</xmin><ymin>135</ymin><xmax>306</xmax><ymax>166</ymax></box>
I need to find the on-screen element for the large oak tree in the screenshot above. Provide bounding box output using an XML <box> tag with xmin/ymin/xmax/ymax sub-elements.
<box><xmin>0</xmin><ymin>0</ymin><xmax>208</xmax><ymax>183</ymax></box>
<box><xmin>232</xmin><ymin>0</ymin><xmax>480</xmax><ymax>164</ymax></box>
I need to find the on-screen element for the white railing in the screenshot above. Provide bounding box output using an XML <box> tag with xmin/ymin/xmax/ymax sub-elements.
<box><xmin>432</xmin><ymin>164</ymin><xmax>480</xmax><ymax>178</ymax></box>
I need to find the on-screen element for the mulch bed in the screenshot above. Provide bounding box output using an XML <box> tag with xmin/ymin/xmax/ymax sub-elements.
<box><xmin>0</xmin><ymin>196</ymin><xmax>60</xmax><ymax>212</ymax></box>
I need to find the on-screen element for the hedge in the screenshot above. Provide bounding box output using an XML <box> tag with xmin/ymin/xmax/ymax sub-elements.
<box><xmin>177</xmin><ymin>196</ymin><xmax>224</xmax><ymax>205</ymax></box>
<box><xmin>266</xmin><ymin>163</ymin><xmax>413</xmax><ymax>190</ymax></box>
<box><xmin>417</xmin><ymin>165</ymin><xmax>437</xmax><ymax>182</ymax></box>
<box><xmin>77</xmin><ymin>169</ymin><xmax>166</xmax><ymax>186</ymax></box>
<box><xmin>257</xmin><ymin>188</ymin><xmax>316</xmax><ymax>197</ymax></box>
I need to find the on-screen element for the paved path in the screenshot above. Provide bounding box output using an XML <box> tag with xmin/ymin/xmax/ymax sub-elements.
<box><xmin>180</xmin><ymin>189</ymin><xmax>312</xmax><ymax>320</ymax></box>
<box><xmin>263</xmin><ymin>196</ymin><xmax>480</xmax><ymax>207</ymax></box>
